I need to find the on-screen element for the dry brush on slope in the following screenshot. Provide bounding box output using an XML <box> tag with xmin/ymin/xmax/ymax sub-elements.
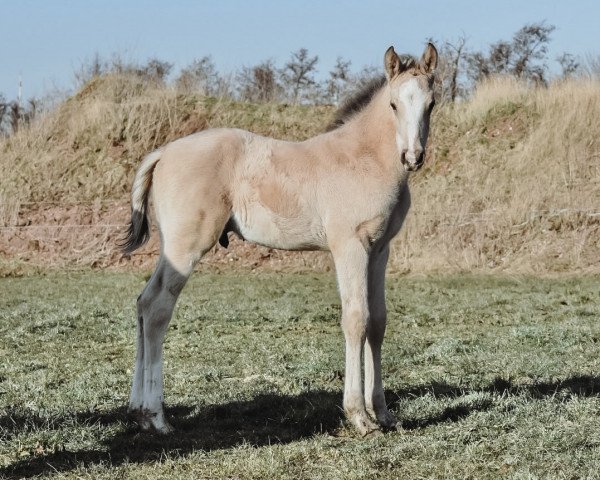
<box><xmin>0</xmin><ymin>74</ymin><xmax>598</xmax><ymax>275</ymax></box>
<box><xmin>404</xmin><ymin>77</ymin><xmax>600</xmax><ymax>274</ymax></box>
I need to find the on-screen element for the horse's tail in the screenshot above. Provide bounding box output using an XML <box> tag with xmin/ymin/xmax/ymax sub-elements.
<box><xmin>120</xmin><ymin>149</ymin><xmax>162</xmax><ymax>255</ymax></box>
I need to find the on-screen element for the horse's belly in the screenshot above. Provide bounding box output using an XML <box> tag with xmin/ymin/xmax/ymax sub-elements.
<box><xmin>232</xmin><ymin>203</ymin><xmax>327</xmax><ymax>251</ymax></box>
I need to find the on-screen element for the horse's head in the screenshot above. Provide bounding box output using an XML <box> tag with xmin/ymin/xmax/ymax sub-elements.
<box><xmin>384</xmin><ymin>43</ymin><xmax>438</xmax><ymax>172</ymax></box>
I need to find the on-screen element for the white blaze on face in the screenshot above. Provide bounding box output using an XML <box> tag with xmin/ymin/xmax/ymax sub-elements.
<box><xmin>394</xmin><ymin>78</ymin><xmax>427</xmax><ymax>165</ymax></box>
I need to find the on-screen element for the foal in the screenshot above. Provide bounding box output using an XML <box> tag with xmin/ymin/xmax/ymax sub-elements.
<box><xmin>123</xmin><ymin>43</ymin><xmax>437</xmax><ymax>436</ymax></box>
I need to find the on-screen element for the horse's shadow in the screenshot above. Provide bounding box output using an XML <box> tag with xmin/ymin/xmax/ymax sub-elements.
<box><xmin>2</xmin><ymin>390</ymin><xmax>342</xmax><ymax>479</ymax></box>
<box><xmin>2</xmin><ymin>374</ymin><xmax>599</xmax><ymax>479</ymax></box>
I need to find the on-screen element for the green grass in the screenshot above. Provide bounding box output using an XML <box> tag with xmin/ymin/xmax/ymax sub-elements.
<box><xmin>1</xmin><ymin>272</ymin><xmax>600</xmax><ymax>479</ymax></box>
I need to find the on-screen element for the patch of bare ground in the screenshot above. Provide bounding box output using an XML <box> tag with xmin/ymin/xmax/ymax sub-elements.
<box><xmin>0</xmin><ymin>201</ymin><xmax>333</xmax><ymax>275</ymax></box>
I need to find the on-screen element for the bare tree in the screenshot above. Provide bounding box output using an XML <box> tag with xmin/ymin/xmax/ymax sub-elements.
<box><xmin>9</xmin><ymin>101</ymin><xmax>20</xmax><ymax>134</ymax></box>
<box><xmin>106</xmin><ymin>54</ymin><xmax>136</xmax><ymax>76</ymax></box>
<box><xmin>237</xmin><ymin>60</ymin><xmax>281</xmax><ymax>102</ymax></box>
<box><xmin>432</xmin><ymin>36</ymin><xmax>468</xmax><ymax>103</ymax></box>
<box><xmin>73</xmin><ymin>54</ymin><xmax>175</xmax><ymax>88</ymax></box>
<box><xmin>175</xmin><ymin>56</ymin><xmax>222</xmax><ymax>95</ymax></box>
<box><xmin>466</xmin><ymin>51</ymin><xmax>490</xmax><ymax>84</ymax></box>
<box><xmin>557</xmin><ymin>53</ymin><xmax>580</xmax><ymax>78</ymax></box>
<box><xmin>24</xmin><ymin>98</ymin><xmax>38</xmax><ymax>123</ymax></box>
<box><xmin>74</xmin><ymin>52</ymin><xmax>107</xmax><ymax>86</ymax></box>
<box><xmin>347</xmin><ymin>65</ymin><xmax>382</xmax><ymax>91</ymax></box>
<box><xmin>280</xmin><ymin>48</ymin><xmax>319</xmax><ymax>103</ymax></box>
<box><xmin>512</xmin><ymin>23</ymin><xmax>555</xmax><ymax>81</ymax></box>
<box><xmin>446</xmin><ymin>37</ymin><xmax>467</xmax><ymax>102</ymax></box>
<box><xmin>252</xmin><ymin>62</ymin><xmax>279</xmax><ymax>101</ymax></box>
<box><xmin>0</xmin><ymin>94</ymin><xmax>8</xmax><ymax>135</ymax></box>
<box><xmin>325</xmin><ymin>57</ymin><xmax>352</xmax><ymax>105</ymax></box>
<box><xmin>488</xmin><ymin>41</ymin><xmax>512</xmax><ymax>74</ymax></box>
<box><xmin>0</xmin><ymin>93</ymin><xmax>40</xmax><ymax>135</ymax></box>
<box><xmin>581</xmin><ymin>53</ymin><xmax>600</xmax><ymax>78</ymax></box>
<box><xmin>467</xmin><ymin>22</ymin><xmax>556</xmax><ymax>85</ymax></box>
<box><xmin>139</xmin><ymin>58</ymin><xmax>173</xmax><ymax>84</ymax></box>
<box><xmin>4</xmin><ymin>98</ymin><xmax>39</xmax><ymax>135</ymax></box>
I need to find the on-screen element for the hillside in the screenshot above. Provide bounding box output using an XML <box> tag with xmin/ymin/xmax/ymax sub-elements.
<box><xmin>1</xmin><ymin>74</ymin><xmax>599</xmax><ymax>275</ymax></box>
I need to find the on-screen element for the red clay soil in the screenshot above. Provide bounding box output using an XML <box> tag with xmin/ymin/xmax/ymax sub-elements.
<box><xmin>0</xmin><ymin>202</ymin><xmax>333</xmax><ymax>274</ymax></box>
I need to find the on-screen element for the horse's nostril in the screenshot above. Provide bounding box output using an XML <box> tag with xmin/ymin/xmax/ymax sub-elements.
<box><xmin>400</xmin><ymin>149</ymin><xmax>408</xmax><ymax>164</ymax></box>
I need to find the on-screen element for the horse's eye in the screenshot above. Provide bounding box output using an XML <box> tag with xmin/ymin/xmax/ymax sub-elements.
<box><xmin>390</xmin><ymin>102</ymin><xmax>397</xmax><ymax>111</ymax></box>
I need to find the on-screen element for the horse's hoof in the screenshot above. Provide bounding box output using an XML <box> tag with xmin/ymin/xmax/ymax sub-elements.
<box><xmin>134</xmin><ymin>408</ymin><xmax>174</xmax><ymax>434</ymax></box>
<box><xmin>348</xmin><ymin>410</ymin><xmax>381</xmax><ymax>437</ymax></box>
<box><xmin>153</xmin><ymin>421</ymin><xmax>175</xmax><ymax>435</ymax></box>
<box><xmin>376</xmin><ymin>410</ymin><xmax>401</xmax><ymax>431</ymax></box>
<box><xmin>128</xmin><ymin>406</ymin><xmax>151</xmax><ymax>430</ymax></box>
<box><xmin>363</xmin><ymin>427</ymin><xmax>384</xmax><ymax>438</ymax></box>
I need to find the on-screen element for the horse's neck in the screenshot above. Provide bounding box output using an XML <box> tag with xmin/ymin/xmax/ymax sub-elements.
<box><xmin>341</xmin><ymin>88</ymin><xmax>405</xmax><ymax>181</ymax></box>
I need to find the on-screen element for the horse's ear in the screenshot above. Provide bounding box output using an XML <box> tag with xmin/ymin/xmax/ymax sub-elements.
<box><xmin>421</xmin><ymin>42</ymin><xmax>438</xmax><ymax>74</ymax></box>
<box><xmin>384</xmin><ymin>46</ymin><xmax>404</xmax><ymax>80</ymax></box>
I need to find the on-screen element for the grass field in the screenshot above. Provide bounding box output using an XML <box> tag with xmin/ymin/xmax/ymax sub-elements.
<box><xmin>1</xmin><ymin>272</ymin><xmax>600</xmax><ymax>479</ymax></box>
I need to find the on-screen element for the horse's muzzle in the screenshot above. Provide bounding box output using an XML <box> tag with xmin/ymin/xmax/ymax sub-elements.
<box><xmin>401</xmin><ymin>150</ymin><xmax>425</xmax><ymax>172</ymax></box>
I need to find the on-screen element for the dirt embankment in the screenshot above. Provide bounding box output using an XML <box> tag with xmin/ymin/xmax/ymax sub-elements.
<box><xmin>0</xmin><ymin>202</ymin><xmax>332</xmax><ymax>275</ymax></box>
<box><xmin>1</xmin><ymin>75</ymin><xmax>599</xmax><ymax>276</ymax></box>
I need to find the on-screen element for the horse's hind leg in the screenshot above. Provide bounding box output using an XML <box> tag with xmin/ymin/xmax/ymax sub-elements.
<box><xmin>128</xmin><ymin>296</ymin><xmax>147</xmax><ymax>417</ymax></box>
<box><xmin>128</xmin><ymin>254</ymin><xmax>191</xmax><ymax>433</ymax></box>
<box><xmin>130</xmin><ymin>211</ymin><xmax>228</xmax><ymax>433</ymax></box>
<box><xmin>129</xmin><ymin>257</ymin><xmax>180</xmax><ymax>420</ymax></box>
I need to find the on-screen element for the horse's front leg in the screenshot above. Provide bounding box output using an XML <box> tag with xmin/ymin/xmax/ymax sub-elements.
<box><xmin>332</xmin><ymin>238</ymin><xmax>380</xmax><ymax>436</ymax></box>
<box><xmin>364</xmin><ymin>244</ymin><xmax>399</xmax><ymax>429</ymax></box>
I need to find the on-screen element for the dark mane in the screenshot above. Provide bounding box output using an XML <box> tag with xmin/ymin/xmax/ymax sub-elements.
<box><xmin>326</xmin><ymin>76</ymin><xmax>386</xmax><ymax>131</ymax></box>
<box><xmin>325</xmin><ymin>55</ymin><xmax>418</xmax><ymax>132</ymax></box>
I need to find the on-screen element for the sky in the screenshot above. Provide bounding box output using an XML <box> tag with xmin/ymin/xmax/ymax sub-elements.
<box><xmin>1</xmin><ymin>0</ymin><xmax>599</xmax><ymax>100</ymax></box>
